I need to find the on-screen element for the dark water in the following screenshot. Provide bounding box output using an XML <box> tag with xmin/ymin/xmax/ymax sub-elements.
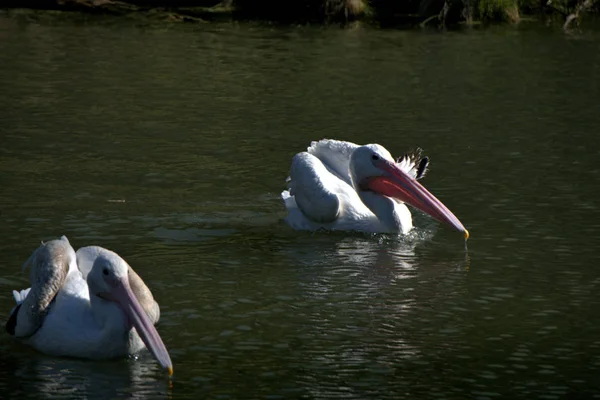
<box><xmin>1</xmin><ymin>12</ymin><xmax>600</xmax><ymax>399</ymax></box>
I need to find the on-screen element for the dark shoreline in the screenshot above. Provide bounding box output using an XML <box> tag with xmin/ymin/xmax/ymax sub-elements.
<box><xmin>1</xmin><ymin>0</ymin><xmax>597</xmax><ymax>30</ymax></box>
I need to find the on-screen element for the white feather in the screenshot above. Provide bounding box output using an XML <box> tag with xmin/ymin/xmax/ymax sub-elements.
<box><xmin>8</xmin><ymin>237</ymin><xmax>162</xmax><ymax>361</ymax></box>
<box><xmin>282</xmin><ymin>139</ymin><xmax>414</xmax><ymax>234</ymax></box>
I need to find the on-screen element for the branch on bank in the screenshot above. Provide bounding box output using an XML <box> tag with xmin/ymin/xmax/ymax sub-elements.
<box><xmin>563</xmin><ymin>0</ymin><xmax>597</xmax><ymax>30</ymax></box>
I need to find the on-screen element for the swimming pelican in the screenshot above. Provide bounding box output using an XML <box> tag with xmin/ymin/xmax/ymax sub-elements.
<box><xmin>5</xmin><ymin>236</ymin><xmax>173</xmax><ymax>376</ymax></box>
<box><xmin>281</xmin><ymin>139</ymin><xmax>469</xmax><ymax>237</ymax></box>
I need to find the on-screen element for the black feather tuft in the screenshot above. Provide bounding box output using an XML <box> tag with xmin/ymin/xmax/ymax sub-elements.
<box><xmin>5</xmin><ymin>304</ymin><xmax>21</xmax><ymax>336</ymax></box>
<box><xmin>396</xmin><ymin>147</ymin><xmax>430</xmax><ymax>180</ymax></box>
<box><xmin>416</xmin><ymin>156</ymin><xmax>429</xmax><ymax>180</ymax></box>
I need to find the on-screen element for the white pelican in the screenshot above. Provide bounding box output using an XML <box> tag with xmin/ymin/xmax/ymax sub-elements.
<box><xmin>5</xmin><ymin>236</ymin><xmax>173</xmax><ymax>376</ymax></box>
<box><xmin>281</xmin><ymin>139</ymin><xmax>469</xmax><ymax>237</ymax></box>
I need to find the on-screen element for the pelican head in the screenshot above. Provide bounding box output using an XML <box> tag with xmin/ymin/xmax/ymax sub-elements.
<box><xmin>88</xmin><ymin>252</ymin><xmax>173</xmax><ymax>376</ymax></box>
<box><xmin>350</xmin><ymin>144</ymin><xmax>469</xmax><ymax>238</ymax></box>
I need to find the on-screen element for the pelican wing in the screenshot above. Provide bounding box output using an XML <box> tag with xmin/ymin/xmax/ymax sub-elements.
<box><xmin>9</xmin><ymin>236</ymin><xmax>74</xmax><ymax>338</ymax></box>
<box><xmin>286</xmin><ymin>152</ymin><xmax>347</xmax><ymax>224</ymax></box>
<box><xmin>307</xmin><ymin>139</ymin><xmax>360</xmax><ymax>185</ymax></box>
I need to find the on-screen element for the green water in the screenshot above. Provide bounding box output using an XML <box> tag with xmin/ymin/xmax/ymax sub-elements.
<box><xmin>1</xmin><ymin>13</ymin><xmax>600</xmax><ymax>399</ymax></box>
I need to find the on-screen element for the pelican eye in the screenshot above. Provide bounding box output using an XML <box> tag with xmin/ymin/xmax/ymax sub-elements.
<box><xmin>103</xmin><ymin>268</ymin><xmax>109</xmax><ymax>276</ymax></box>
<box><xmin>372</xmin><ymin>154</ymin><xmax>380</xmax><ymax>161</ymax></box>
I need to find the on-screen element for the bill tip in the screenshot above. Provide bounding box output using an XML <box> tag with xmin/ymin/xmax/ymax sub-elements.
<box><xmin>464</xmin><ymin>229</ymin><xmax>470</xmax><ymax>240</ymax></box>
<box><xmin>168</xmin><ymin>366</ymin><xmax>173</xmax><ymax>376</ymax></box>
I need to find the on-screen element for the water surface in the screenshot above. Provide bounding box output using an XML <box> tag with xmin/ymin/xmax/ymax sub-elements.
<box><xmin>1</xmin><ymin>14</ymin><xmax>600</xmax><ymax>399</ymax></box>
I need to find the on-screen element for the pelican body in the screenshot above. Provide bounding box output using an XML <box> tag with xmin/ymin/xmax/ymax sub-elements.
<box><xmin>281</xmin><ymin>139</ymin><xmax>468</xmax><ymax>236</ymax></box>
<box><xmin>5</xmin><ymin>236</ymin><xmax>173</xmax><ymax>375</ymax></box>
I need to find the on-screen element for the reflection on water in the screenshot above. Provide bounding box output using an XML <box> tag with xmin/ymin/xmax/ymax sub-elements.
<box><xmin>280</xmin><ymin>234</ymin><xmax>471</xmax><ymax>399</ymax></box>
<box><xmin>0</xmin><ymin>348</ymin><xmax>170</xmax><ymax>399</ymax></box>
<box><xmin>1</xmin><ymin>13</ymin><xmax>600</xmax><ymax>399</ymax></box>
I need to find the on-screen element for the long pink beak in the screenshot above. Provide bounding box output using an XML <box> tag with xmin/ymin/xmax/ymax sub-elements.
<box><xmin>366</xmin><ymin>159</ymin><xmax>469</xmax><ymax>239</ymax></box>
<box><xmin>112</xmin><ymin>279</ymin><xmax>173</xmax><ymax>376</ymax></box>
